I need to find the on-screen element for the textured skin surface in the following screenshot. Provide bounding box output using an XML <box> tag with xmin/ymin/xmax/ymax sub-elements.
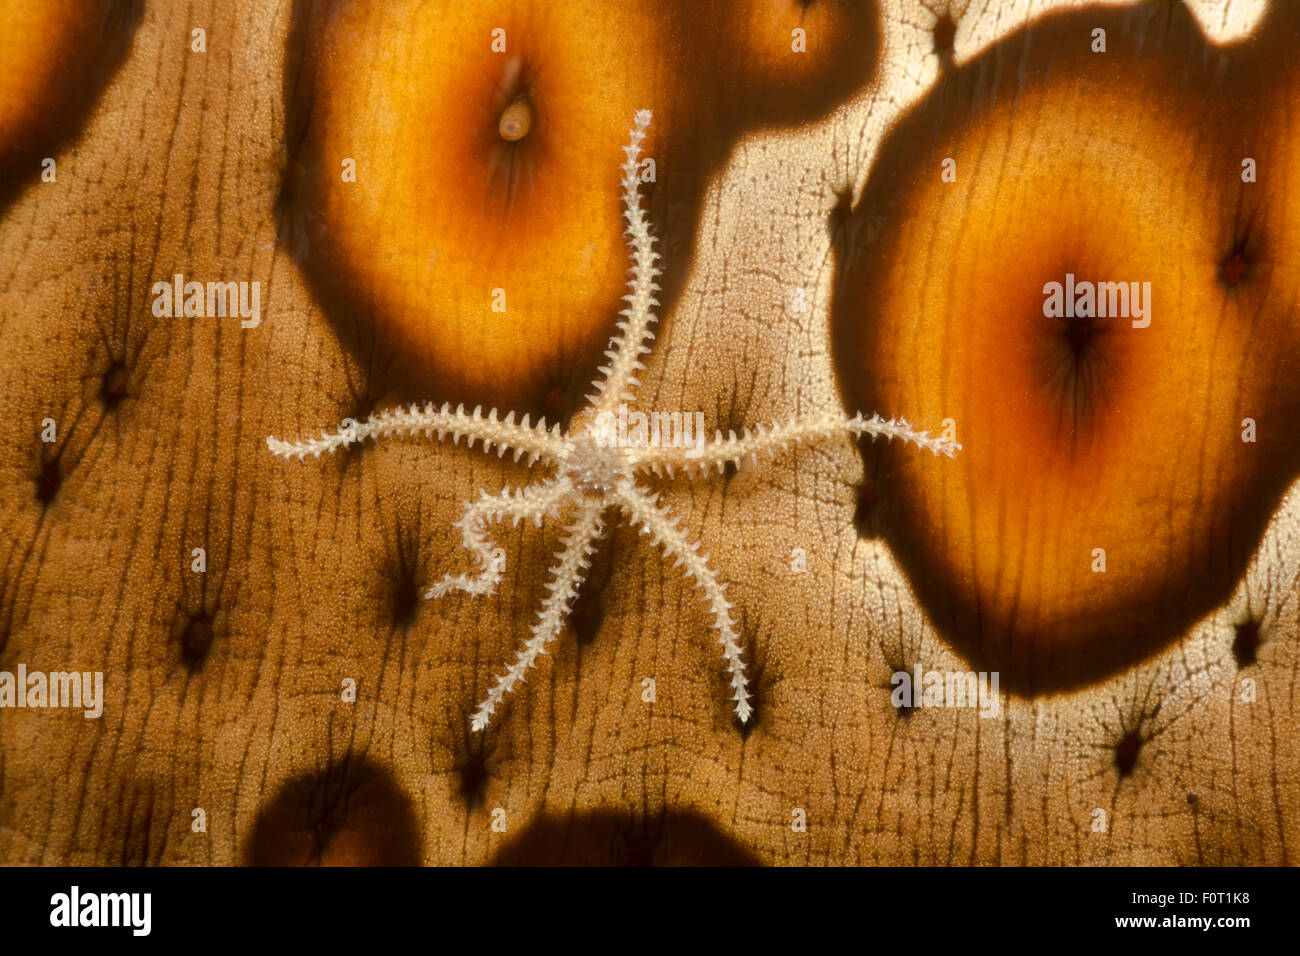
<box><xmin>0</xmin><ymin>0</ymin><xmax>1296</xmax><ymax>865</ymax></box>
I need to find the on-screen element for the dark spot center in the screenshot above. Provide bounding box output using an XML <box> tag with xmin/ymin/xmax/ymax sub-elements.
<box><xmin>1061</xmin><ymin>314</ymin><xmax>1099</xmax><ymax>360</ymax></box>
<box><xmin>36</xmin><ymin>460</ymin><xmax>61</xmax><ymax>505</ymax></box>
<box><xmin>458</xmin><ymin>751</ymin><xmax>489</xmax><ymax>808</ymax></box>
<box><xmin>542</xmin><ymin>385</ymin><xmax>568</xmax><ymax>426</ymax></box>
<box><xmin>248</xmin><ymin>758</ymin><xmax>420</xmax><ymax>866</ymax></box>
<box><xmin>392</xmin><ymin>573</ymin><xmax>420</xmax><ymax>627</ymax></box>
<box><xmin>1041</xmin><ymin>311</ymin><xmax>1110</xmax><ymax>436</ymax></box>
<box><xmin>100</xmin><ymin>361</ymin><xmax>128</xmax><ymax>408</ymax></box>
<box><xmin>853</xmin><ymin>478</ymin><xmax>878</xmax><ymax>537</ymax></box>
<box><xmin>1221</xmin><ymin>250</ymin><xmax>1248</xmax><ymax>287</ymax></box>
<box><xmin>1114</xmin><ymin>730</ymin><xmax>1141</xmax><ymax>778</ymax></box>
<box><xmin>279</xmin><ymin>159</ymin><xmax>305</xmax><ymax>205</ymax></box>
<box><xmin>1232</xmin><ymin>620</ymin><xmax>1260</xmax><ymax>668</ymax></box>
<box><xmin>933</xmin><ymin>11</ymin><xmax>957</xmax><ymax>57</ymax></box>
<box><xmin>570</xmin><ymin>582</ymin><xmax>605</xmax><ymax>646</ymax></box>
<box><xmin>826</xmin><ymin>187</ymin><xmax>862</xmax><ymax>255</ymax></box>
<box><xmin>181</xmin><ymin>611</ymin><xmax>214</xmax><ymax>665</ymax></box>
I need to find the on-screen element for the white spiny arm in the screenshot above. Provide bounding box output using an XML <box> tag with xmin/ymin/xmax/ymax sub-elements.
<box><xmin>615</xmin><ymin>483</ymin><xmax>752</xmax><ymax>723</ymax></box>
<box><xmin>267</xmin><ymin>402</ymin><xmax>570</xmax><ymax>465</ymax></box>
<box><xmin>470</xmin><ymin>500</ymin><xmax>605</xmax><ymax>732</ymax></box>
<box><xmin>589</xmin><ymin>110</ymin><xmax>661</xmax><ymax>415</ymax></box>
<box><xmin>428</xmin><ymin>477</ymin><xmax>573</xmax><ymax>601</ymax></box>
<box><xmin>627</xmin><ymin>409</ymin><xmax>961</xmax><ymax>476</ymax></box>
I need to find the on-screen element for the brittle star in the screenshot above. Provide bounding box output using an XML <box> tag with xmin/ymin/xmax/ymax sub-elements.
<box><xmin>268</xmin><ymin>110</ymin><xmax>960</xmax><ymax>732</ymax></box>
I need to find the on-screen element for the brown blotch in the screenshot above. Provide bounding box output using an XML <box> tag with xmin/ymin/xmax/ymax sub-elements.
<box><xmin>248</xmin><ymin>757</ymin><xmax>421</xmax><ymax>866</ymax></box>
<box><xmin>278</xmin><ymin>157</ymin><xmax>305</xmax><ymax>207</ymax></box>
<box><xmin>831</xmin><ymin>0</ymin><xmax>1300</xmax><ymax>693</ymax></box>
<box><xmin>282</xmin><ymin>0</ymin><xmax>880</xmax><ymax>410</ymax></box>
<box><xmin>491</xmin><ymin>809</ymin><xmax>761</xmax><ymax>866</ymax></box>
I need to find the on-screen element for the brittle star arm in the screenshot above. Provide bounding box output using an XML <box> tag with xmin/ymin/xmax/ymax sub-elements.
<box><xmin>266</xmin><ymin>402</ymin><xmax>570</xmax><ymax>465</ymax></box>
<box><xmin>614</xmin><ymin>482</ymin><xmax>752</xmax><ymax>723</ymax></box>
<box><xmin>625</xmin><ymin>409</ymin><xmax>962</xmax><ymax>476</ymax></box>
<box><xmin>470</xmin><ymin>499</ymin><xmax>606</xmax><ymax>732</ymax></box>
<box><xmin>428</xmin><ymin>477</ymin><xmax>574</xmax><ymax>600</ymax></box>
<box><xmin>588</xmin><ymin>109</ymin><xmax>661</xmax><ymax>416</ymax></box>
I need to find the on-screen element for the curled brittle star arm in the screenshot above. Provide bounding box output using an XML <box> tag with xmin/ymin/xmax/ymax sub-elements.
<box><xmin>428</xmin><ymin>477</ymin><xmax>574</xmax><ymax>600</ymax></box>
<box><xmin>626</xmin><ymin>410</ymin><xmax>961</xmax><ymax>476</ymax></box>
<box><xmin>266</xmin><ymin>402</ymin><xmax>570</xmax><ymax>464</ymax></box>
<box><xmin>615</xmin><ymin>482</ymin><xmax>752</xmax><ymax>723</ymax></box>
<box><xmin>471</xmin><ymin>500</ymin><xmax>605</xmax><ymax>732</ymax></box>
<box><xmin>589</xmin><ymin>109</ymin><xmax>661</xmax><ymax>415</ymax></box>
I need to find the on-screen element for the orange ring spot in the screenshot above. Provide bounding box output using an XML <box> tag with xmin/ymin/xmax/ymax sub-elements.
<box><xmin>832</xmin><ymin>0</ymin><xmax>1300</xmax><ymax>691</ymax></box>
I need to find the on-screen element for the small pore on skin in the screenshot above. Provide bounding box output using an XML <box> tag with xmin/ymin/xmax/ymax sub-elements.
<box><xmin>1221</xmin><ymin>249</ymin><xmax>1249</xmax><ymax>287</ymax></box>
